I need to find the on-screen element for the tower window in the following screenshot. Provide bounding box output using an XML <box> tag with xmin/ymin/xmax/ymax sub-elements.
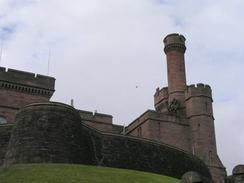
<box><xmin>0</xmin><ymin>116</ymin><xmax>7</xmax><ymax>124</ymax></box>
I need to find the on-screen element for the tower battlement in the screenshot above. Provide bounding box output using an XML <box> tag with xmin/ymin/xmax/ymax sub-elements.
<box><xmin>0</xmin><ymin>67</ymin><xmax>55</xmax><ymax>90</ymax></box>
<box><xmin>79</xmin><ymin>110</ymin><xmax>113</xmax><ymax>124</ymax></box>
<box><xmin>154</xmin><ymin>87</ymin><xmax>168</xmax><ymax>112</ymax></box>
<box><xmin>163</xmin><ymin>33</ymin><xmax>186</xmax><ymax>53</ymax></box>
<box><xmin>154</xmin><ymin>87</ymin><xmax>168</xmax><ymax>104</ymax></box>
<box><xmin>185</xmin><ymin>83</ymin><xmax>212</xmax><ymax>101</ymax></box>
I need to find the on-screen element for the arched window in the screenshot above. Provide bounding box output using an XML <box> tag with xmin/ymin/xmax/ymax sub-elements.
<box><xmin>0</xmin><ymin>116</ymin><xmax>7</xmax><ymax>124</ymax></box>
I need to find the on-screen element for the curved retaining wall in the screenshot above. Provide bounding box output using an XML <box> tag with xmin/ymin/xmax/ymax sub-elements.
<box><xmin>82</xmin><ymin>124</ymin><xmax>211</xmax><ymax>180</ymax></box>
<box><xmin>4</xmin><ymin>102</ymin><xmax>93</xmax><ymax>165</ymax></box>
<box><xmin>4</xmin><ymin>102</ymin><xmax>211</xmax><ymax>181</ymax></box>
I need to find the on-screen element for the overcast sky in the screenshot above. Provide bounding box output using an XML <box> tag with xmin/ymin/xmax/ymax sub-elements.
<box><xmin>0</xmin><ymin>0</ymin><xmax>243</xmax><ymax>174</ymax></box>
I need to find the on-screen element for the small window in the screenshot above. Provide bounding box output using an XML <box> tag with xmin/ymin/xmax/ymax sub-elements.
<box><xmin>0</xmin><ymin>116</ymin><xmax>7</xmax><ymax>124</ymax></box>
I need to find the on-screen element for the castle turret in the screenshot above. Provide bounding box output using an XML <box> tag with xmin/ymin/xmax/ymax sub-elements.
<box><xmin>185</xmin><ymin>84</ymin><xmax>226</xmax><ymax>183</ymax></box>
<box><xmin>163</xmin><ymin>33</ymin><xmax>187</xmax><ymax>112</ymax></box>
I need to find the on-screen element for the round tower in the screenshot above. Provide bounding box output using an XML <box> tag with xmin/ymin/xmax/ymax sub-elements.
<box><xmin>4</xmin><ymin>102</ymin><xmax>93</xmax><ymax>166</ymax></box>
<box><xmin>163</xmin><ymin>33</ymin><xmax>187</xmax><ymax>111</ymax></box>
<box><xmin>185</xmin><ymin>83</ymin><xmax>226</xmax><ymax>183</ymax></box>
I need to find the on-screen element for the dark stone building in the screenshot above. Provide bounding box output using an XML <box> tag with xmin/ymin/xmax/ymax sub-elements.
<box><xmin>0</xmin><ymin>33</ymin><xmax>242</xmax><ymax>183</ymax></box>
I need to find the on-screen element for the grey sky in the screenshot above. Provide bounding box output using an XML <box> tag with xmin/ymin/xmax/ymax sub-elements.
<box><xmin>0</xmin><ymin>0</ymin><xmax>243</xmax><ymax>174</ymax></box>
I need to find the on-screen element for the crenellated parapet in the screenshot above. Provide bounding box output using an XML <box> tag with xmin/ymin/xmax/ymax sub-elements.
<box><xmin>185</xmin><ymin>83</ymin><xmax>212</xmax><ymax>101</ymax></box>
<box><xmin>79</xmin><ymin>110</ymin><xmax>113</xmax><ymax>124</ymax></box>
<box><xmin>154</xmin><ymin>87</ymin><xmax>169</xmax><ymax>112</ymax></box>
<box><xmin>163</xmin><ymin>33</ymin><xmax>186</xmax><ymax>53</ymax></box>
<box><xmin>0</xmin><ymin>67</ymin><xmax>55</xmax><ymax>96</ymax></box>
<box><xmin>0</xmin><ymin>67</ymin><xmax>56</xmax><ymax>124</ymax></box>
<box><xmin>185</xmin><ymin>83</ymin><xmax>213</xmax><ymax>119</ymax></box>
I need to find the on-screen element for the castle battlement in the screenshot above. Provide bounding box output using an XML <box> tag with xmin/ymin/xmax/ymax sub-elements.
<box><xmin>154</xmin><ymin>87</ymin><xmax>169</xmax><ymax>113</ymax></box>
<box><xmin>79</xmin><ymin>110</ymin><xmax>113</xmax><ymax>124</ymax></box>
<box><xmin>185</xmin><ymin>83</ymin><xmax>212</xmax><ymax>100</ymax></box>
<box><xmin>154</xmin><ymin>87</ymin><xmax>168</xmax><ymax>104</ymax></box>
<box><xmin>0</xmin><ymin>67</ymin><xmax>55</xmax><ymax>90</ymax></box>
<box><xmin>163</xmin><ymin>33</ymin><xmax>186</xmax><ymax>53</ymax></box>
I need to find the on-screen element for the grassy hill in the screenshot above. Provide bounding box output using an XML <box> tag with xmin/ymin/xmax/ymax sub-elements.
<box><xmin>0</xmin><ymin>164</ymin><xmax>179</xmax><ymax>183</ymax></box>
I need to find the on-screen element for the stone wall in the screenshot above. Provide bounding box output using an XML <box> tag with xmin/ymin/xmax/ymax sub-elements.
<box><xmin>0</xmin><ymin>90</ymin><xmax>51</xmax><ymax>123</ymax></box>
<box><xmin>3</xmin><ymin>102</ymin><xmax>211</xmax><ymax>182</ymax></box>
<box><xmin>185</xmin><ymin>83</ymin><xmax>226</xmax><ymax>183</ymax></box>
<box><xmin>83</xmin><ymin>124</ymin><xmax>211</xmax><ymax>180</ymax></box>
<box><xmin>4</xmin><ymin>102</ymin><xmax>93</xmax><ymax>165</ymax></box>
<box><xmin>0</xmin><ymin>67</ymin><xmax>55</xmax><ymax>123</ymax></box>
<box><xmin>0</xmin><ymin>124</ymin><xmax>13</xmax><ymax>165</ymax></box>
<box><xmin>0</xmin><ymin>67</ymin><xmax>55</xmax><ymax>90</ymax></box>
<box><xmin>79</xmin><ymin>110</ymin><xmax>123</xmax><ymax>133</ymax></box>
<box><xmin>126</xmin><ymin>110</ymin><xmax>191</xmax><ymax>152</ymax></box>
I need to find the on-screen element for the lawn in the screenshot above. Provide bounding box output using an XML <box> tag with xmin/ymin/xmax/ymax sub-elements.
<box><xmin>0</xmin><ymin>164</ymin><xmax>179</xmax><ymax>183</ymax></box>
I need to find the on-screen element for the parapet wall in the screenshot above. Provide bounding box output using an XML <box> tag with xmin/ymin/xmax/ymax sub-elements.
<box><xmin>125</xmin><ymin>110</ymin><xmax>190</xmax><ymax>152</ymax></box>
<box><xmin>126</xmin><ymin>110</ymin><xmax>187</xmax><ymax>134</ymax></box>
<box><xmin>79</xmin><ymin>110</ymin><xmax>113</xmax><ymax>124</ymax></box>
<box><xmin>82</xmin><ymin>124</ymin><xmax>211</xmax><ymax>181</ymax></box>
<box><xmin>154</xmin><ymin>87</ymin><xmax>168</xmax><ymax>112</ymax></box>
<box><xmin>79</xmin><ymin>110</ymin><xmax>122</xmax><ymax>133</ymax></box>
<box><xmin>185</xmin><ymin>83</ymin><xmax>212</xmax><ymax>101</ymax></box>
<box><xmin>0</xmin><ymin>67</ymin><xmax>55</xmax><ymax>91</ymax></box>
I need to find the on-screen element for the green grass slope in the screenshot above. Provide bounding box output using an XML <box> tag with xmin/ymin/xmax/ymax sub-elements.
<box><xmin>0</xmin><ymin>164</ymin><xmax>179</xmax><ymax>183</ymax></box>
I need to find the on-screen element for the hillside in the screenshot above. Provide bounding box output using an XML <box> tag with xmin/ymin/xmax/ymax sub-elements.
<box><xmin>0</xmin><ymin>164</ymin><xmax>179</xmax><ymax>183</ymax></box>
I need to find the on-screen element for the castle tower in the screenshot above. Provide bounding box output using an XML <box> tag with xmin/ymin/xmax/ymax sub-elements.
<box><xmin>0</xmin><ymin>67</ymin><xmax>55</xmax><ymax>123</ymax></box>
<box><xmin>185</xmin><ymin>84</ymin><xmax>226</xmax><ymax>183</ymax></box>
<box><xmin>163</xmin><ymin>33</ymin><xmax>187</xmax><ymax>113</ymax></box>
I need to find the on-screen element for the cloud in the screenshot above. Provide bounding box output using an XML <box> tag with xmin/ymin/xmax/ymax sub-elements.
<box><xmin>0</xmin><ymin>0</ymin><xmax>244</xmax><ymax>174</ymax></box>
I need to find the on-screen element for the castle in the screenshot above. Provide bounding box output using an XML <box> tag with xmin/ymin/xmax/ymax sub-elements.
<box><xmin>0</xmin><ymin>33</ymin><xmax>243</xmax><ymax>183</ymax></box>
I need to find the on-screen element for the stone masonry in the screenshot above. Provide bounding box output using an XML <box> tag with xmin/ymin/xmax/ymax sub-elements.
<box><xmin>125</xmin><ymin>33</ymin><xmax>226</xmax><ymax>183</ymax></box>
<box><xmin>0</xmin><ymin>33</ymin><xmax>242</xmax><ymax>183</ymax></box>
<box><xmin>0</xmin><ymin>67</ymin><xmax>55</xmax><ymax>123</ymax></box>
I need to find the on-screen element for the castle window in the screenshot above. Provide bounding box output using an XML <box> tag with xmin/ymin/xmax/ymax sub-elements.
<box><xmin>0</xmin><ymin>116</ymin><xmax>7</xmax><ymax>124</ymax></box>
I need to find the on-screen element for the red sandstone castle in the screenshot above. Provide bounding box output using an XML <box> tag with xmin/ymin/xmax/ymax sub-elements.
<box><xmin>0</xmin><ymin>33</ymin><xmax>243</xmax><ymax>183</ymax></box>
